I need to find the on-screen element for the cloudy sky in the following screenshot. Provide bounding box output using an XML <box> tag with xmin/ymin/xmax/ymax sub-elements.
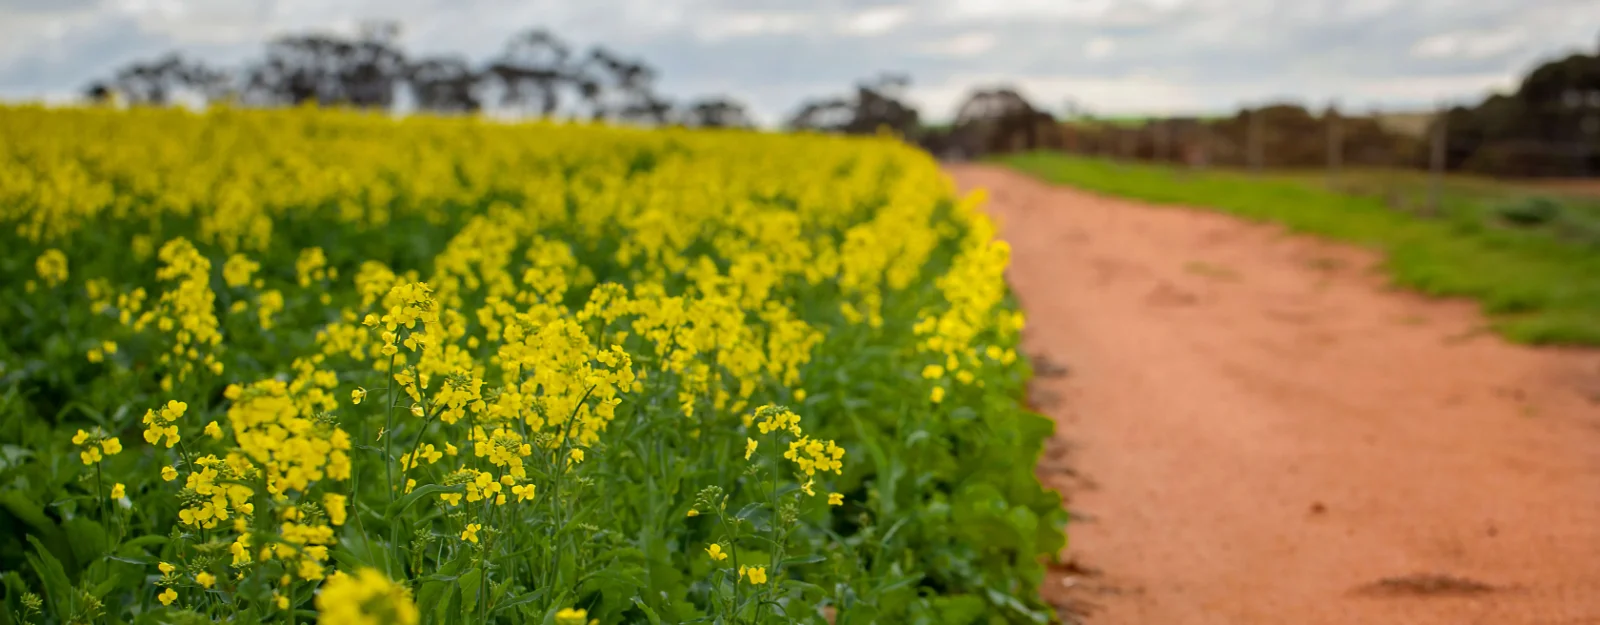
<box><xmin>0</xmin><ymin>0</ymin><xmax>1595</xmax><ymax>124</ymax></box>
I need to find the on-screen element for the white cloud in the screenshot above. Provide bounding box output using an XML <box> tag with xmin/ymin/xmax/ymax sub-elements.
<box><xmin>1344</xmin><ymin>72</ymin><xmax>1520</xmax><ymax>104</ymax></box>
<box><xmin>943</xmin><ymin>0</ymin><xmax>1117</xmax><ymax>22</ymax></box>
<box><xmin>695</xmin><ymin>11</ymin><xmax>813</xmax><ymax>42</ymax></box>
<box><xmin>921</xmin><ymin>32</ymin><xmax>996</xmax><ymax>57</ymax></box>
<box><xmin>913</xmin><ymin>71</ymin><xmax>1206</xmax><ymax>119</ymax></box>
<box><xmin>1084</xmin><ymin>36</ymin><xmax>1115</xmax><ymax>59</ymax></box>
<box><xmin>1410</xmin><ymin>28</ymin><xmax>1526</xmax><ymax>60</ymax></box>
<box><xmin>837</xmin><ymin>5</ymin><xmax>911</xmax><ymax>36</ymax></box>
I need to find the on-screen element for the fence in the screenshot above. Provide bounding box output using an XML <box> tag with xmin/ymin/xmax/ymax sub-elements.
<box><xmin>1033</xmin><ymin>98</ymin><xmax>1600</xmax><ymax>211</ymax></box>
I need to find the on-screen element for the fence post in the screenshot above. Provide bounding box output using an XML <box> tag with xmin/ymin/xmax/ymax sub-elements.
<box><xmin>1154</xmin><ymin>120</ymin><xmax>1170</xmax><ymax>163</ymax></box>
<box><xmin>1326</xmin><ymin>102</ymin><xmax>1342</xmax><ymax>190</ymax></box>
<box><xmin>1427</xmin><ymin>101</ymin><xmax>1447</xmax><ymax>216</ymax></box>
<box><xmin>1247</xmin><ymin>106</ymin><xmax>1264</xmax><ymax>174</ymax></box>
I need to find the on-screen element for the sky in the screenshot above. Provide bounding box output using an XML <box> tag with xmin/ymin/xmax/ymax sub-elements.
<box><xmin>0</xmin><ymin>0</ymin><xmax>1596</xmax><ymax>125</ymax></box>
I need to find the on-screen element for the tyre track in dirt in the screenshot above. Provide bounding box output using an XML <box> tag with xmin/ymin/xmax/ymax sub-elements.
<box><xmin>947</xmin><ymin>165</ymin><xmax>1600</xmax><ymax>625</ymax></box>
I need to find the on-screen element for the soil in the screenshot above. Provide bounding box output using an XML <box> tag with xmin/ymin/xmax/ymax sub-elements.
<box><xmin>946</xmin><ymin>164</ymin><xmax>1600</xmax><ymax>625</ymax></box>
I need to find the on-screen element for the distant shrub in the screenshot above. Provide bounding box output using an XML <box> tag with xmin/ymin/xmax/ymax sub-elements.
<box><xmin>1496</xmin><ymin>196</ymin><xmax>1562</xmax><ymax>227</ymax></box>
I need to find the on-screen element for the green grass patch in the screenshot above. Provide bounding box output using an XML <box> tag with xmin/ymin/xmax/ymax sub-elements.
<box><xmin>995</xmin><ymin>152</ymin><xmax>1600</xmax><ymax>346</ymax></box>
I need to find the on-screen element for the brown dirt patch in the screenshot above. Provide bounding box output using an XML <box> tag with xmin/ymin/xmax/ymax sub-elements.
<box><xmin>950</xmin><ymin>164</ymin><xmax>1600</xmax><ymax>625</ymax></box>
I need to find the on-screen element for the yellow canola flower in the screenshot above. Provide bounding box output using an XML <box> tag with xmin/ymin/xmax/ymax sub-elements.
<box><xmin>35</xmin><ymin>249</ymin><xmax>68</xmax><ymax>286</ymax></box>
<box><xmin>706</xmin><ymin>543</ymin><xmax>727</xmax><ymax>561</ymax></box>
<box><xmin>158</xmin><ymin>588</ymin><xmax>177</xmax><ymax>606</ymax></box>
<box><xmin>324</xmin><ymin>493</ymin><xmax>348</xmax><ymax>526</ymax></box>
<box><xmin>554</xmin><ymin>608</ymin><xmax>590</xmax><ymax>625</ymax></box>
<box><xmin>738</xmin><ymin>565</ymin><xmax>768</xmax><ymax>585</ymax></box>
<box><xmin>314</xmin><ymin>567</ymin><xmax>418</xmax><ymax>625</ymax></box>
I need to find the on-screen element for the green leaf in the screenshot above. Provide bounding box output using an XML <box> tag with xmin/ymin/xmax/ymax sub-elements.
<box><xmin>458</xmin><ymin>567</ymin><xmax>483</xmax><ymax>617</ymax></box>
<box><xmin>418</xmin><ymin>548</ymin><xmax>473</xmax><ymax>610</ymax></box>
<box><xmin>491</xmin><ymin>588</ymin><xmax>545</xmax><ymax>615</ymax></box>
<box><xmin>437</xmin><ymin>578</ymin><xmax>464</xmax><ymax>625</ymax></box>
<box><xmin>984</xmin><ymin>587</ymin><xmax>1049</xmax><ymax>624</ymax></box>
<box><xmin>780</xmin><ymin>554</ymin><xmax>825</xmax><ymax>567</ymax></box>
<box><xmin>25</xmin><ymin>535</ymin><xmax>74</xmax><ymax>623</ymax></box>
<box><xmin>1</xmin><ymin>491</ymin><xmax>73</xmax><ymax>573</ymax></box>
<box><xmin>118</xmin><ymin>534</ymin><xmax>168</xmax><ymax>551</ymax></box>
<box><xmin>780</xmin><ymin>579</ymin><xmax>826</xmax><ymax>599</ymax></box>
<box><xmin>382</xmin><ymin>483</ymin><xmax>461</xmax><ymax>518</ymax></box>
<box><xmin>62</xmin><ymin>517</ymin><xmax>109</xmax><ymax>571</ymax></box>
<box><xmin>631</xmin><ymin>596</ymin><xmax>664</xmax><ymax>625</ymax></box>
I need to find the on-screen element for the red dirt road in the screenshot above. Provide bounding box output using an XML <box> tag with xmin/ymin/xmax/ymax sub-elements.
<box><xmin>947</xmin><ymin>165</ymin><xmax>1600</xmax><ymax>625</ymax></box>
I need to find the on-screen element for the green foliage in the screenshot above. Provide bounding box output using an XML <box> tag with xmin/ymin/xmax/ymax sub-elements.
<box><xmin>1495</xmin><ymin>196</ymin><xmax>1562</xmax><ymax>227</ymax></box>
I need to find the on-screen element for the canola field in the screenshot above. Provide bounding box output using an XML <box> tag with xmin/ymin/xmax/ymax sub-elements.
<box><xmin>0</xmin><ymin>106</ymin><xmax>1064</xmax><ymax>625</ymax></box>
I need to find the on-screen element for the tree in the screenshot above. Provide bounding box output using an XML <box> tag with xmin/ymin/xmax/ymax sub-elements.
<box><xmin>951</xmin><ymin>87</ymin><xmax>1054</xmax><ymax>154</ymax></box>
<box><xmin>242</xmin><ymin>21</ymin><xmax>408</xmax><ymax>108</ymax></box>
<box><xmin>84</xmin><ymin>53</ymin><xmax>231</xmax><ymax>106</ymax></box>
<box><xmin>405</xmin><ymin>55</ymin><xmax>482</xmax><ymax>113</ymax></box>
<box><xmin>482</xmin><ymin>28</ymin><xmax>574</xmax><ymax>116</ymax></box>
<box><xmin>785</xmin><ymin>73</ymin><xmax>920</xmax><ymax>136</ymax></box>
<box><xmin>1437</xmin><ymin>40</ymin><xmax>1600</xmax><ymax>176</ymax></box>
<box><xmin>676</xmin><ymin>97</ymin><xmax>754</xmax><ymax>128</ymax></box>
<box><xmin>573</xmin><ymin>47</ymin><xmax>672</xmax><ymax>124</ymax></box>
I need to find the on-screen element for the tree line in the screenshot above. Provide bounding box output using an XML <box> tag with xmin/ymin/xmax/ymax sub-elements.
<box><xmin>88</xmin><ymin>23</ymin><xmax>744</xmax><ymax>128</ymax></box>
<box><xmin>1441</xmin><ymin>43</ymin><xmax>1600</xmax><ymax>176</ymax></box>
<box><xmin>83</xmin><ymin>21</ymin><xmax>928</xmax><ymax>133</ymax></box>
<box><xmin>83</xmin><ymin>23</ymin><xmax>1600</xmax><ymax>177</ymax></box>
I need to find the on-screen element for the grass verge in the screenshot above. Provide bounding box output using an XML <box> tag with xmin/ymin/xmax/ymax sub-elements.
<box><xmin>995</xmin><ymin>152</ymin><xmax>1600</xmax><ymax>346</ymax></box>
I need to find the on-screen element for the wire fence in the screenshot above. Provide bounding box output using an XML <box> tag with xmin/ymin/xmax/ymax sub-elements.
<box><xmin>1031</xmin><ymin>98</ymin><xmax>1600</xmax><ymax>211</ymax></box>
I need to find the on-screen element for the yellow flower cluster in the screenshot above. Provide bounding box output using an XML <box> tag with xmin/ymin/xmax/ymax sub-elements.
<box><xmin>127</xmin><ymin>238</ymin><xmax>224</xmax><ymax>388</ymax></box>
<box><xmin>314</xmin><ymin>568</ymin><xmax>419</xmax><ymax>625</ymax></box>
<box><xmin>224</xmin><ymin>379</ymin><xmax>353</xmax><ymax>496</ymax></box>
<box><xmin>71</xmin><ymin>428</ymin><xmax>121</xmax><ymax>465</ymax></box>
<box><xmin>141</xmin><ymin>400</ymin><xmax>186</xmax><ymax>448</ymax></box>
<box><xmin>748</xmin><ymin>404</ymin><xmax>845</xmax><ymax>499</ymax></box>
<box><xmin>35</xmin><ymin>249</ymin><xmax>68</xmax><ymax>287</ymax></box>
<box><xmin>176</xmin><ymin>454</ymin><xmax>254</xmax><ymax>529</ymax></box>
<box><xmin>913</xmin><ymin>188</ymin><xmax>1023</xmax><ymax>402</ymax></box>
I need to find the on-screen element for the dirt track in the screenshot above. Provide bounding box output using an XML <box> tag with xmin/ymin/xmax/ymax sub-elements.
<box><xmin>947</xmin><ymin>165</ymin><xmax>1600</xmax><ymax>625</ymax></box>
